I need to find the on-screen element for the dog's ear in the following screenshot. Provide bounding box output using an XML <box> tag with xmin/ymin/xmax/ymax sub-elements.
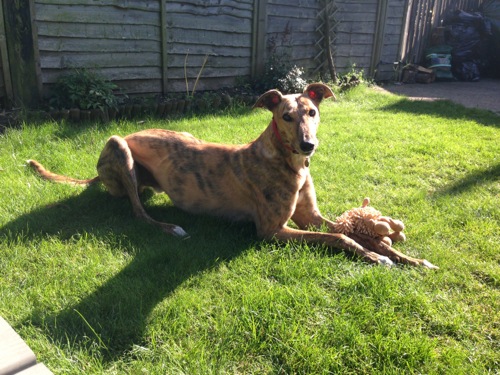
<box><xmin>253</xmin><ymin>90</ymin><xmax>283</xmax><ymax>111</ymax></box>
<box><xmin>304</xmin><ymin>83</ymin><xmax>336</xmax><ymax>104</ymax></box>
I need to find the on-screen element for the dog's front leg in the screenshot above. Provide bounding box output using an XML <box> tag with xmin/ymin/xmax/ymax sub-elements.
<box><xmin>289</xmin><ymin>175</ymin><xmax>437</xmax><ymax>268</ymax></box>
<box><xmin>271</xmin><ymin>226</ymin><xmax>394</xmax><ymax>266</ymax></box>
<box><xmin>349</xmin><ymin>233</ymin><xmax>438</xmax><ymax>269</ymax></box>
<box><xmin>291</xmin><ymin>174</ymin><xmax>337</xmax><ymax>231</ymax></box>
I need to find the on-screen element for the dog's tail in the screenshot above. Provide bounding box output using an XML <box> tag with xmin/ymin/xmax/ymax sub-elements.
<box><xmin>27</xmin><ymin>159</ymin><xmax>100</xmax><ymax>186</ymax></box>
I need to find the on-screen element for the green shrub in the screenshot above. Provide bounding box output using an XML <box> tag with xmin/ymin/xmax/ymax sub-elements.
<box><xmin>49</xmin><ymin>69</ymin><xmax>125</xmax><ymax>110</ymax></box>
<box><xmin>277</xmin><ymin>65</ymin><xmax>307</xmax><ymax>94</ymax></box>
<box><xmin>252</xmin><ymin>53</ymin><xmax>307</xmax><ymax>93</ymax></box>
<box><xmin>336</xmin><ymin>65</ymin><xmax>372</xmax><ymax>91</ymax></box>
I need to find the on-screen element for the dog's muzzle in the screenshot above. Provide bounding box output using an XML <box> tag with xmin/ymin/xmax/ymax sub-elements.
<box><xmin>299</xmin><ymin>140</ymin><xmax>318</xmax><ymax>155</ymax></box>
<box><xmin>300</xmin><ymin>141</ymin><xmax>316</xmax><ymax>154</ymax></box>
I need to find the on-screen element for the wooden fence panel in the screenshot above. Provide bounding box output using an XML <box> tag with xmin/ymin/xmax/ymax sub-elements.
<box><xmin>334</xmin><ymin>0</ymin><xmax>378</xmax><ymax>74</ymax></box>
<box><xmin>6</xmin><ymin>0</ymin><xmax>487</xmax><ymax>102</ymax></box>
<box><xmin>164</xmin><ymin>0</ymin><xmax>254</xmax><ymax>93</ymax></box>
<box><xmin>374</xmin><ymin>0</ymin><xmax>407</xmax><ymax>81</ymax></box>
<box><xmin>34</xmin><ymin>0</ymin><xmax>162</xmax><ymax>95</ymax></box>
<box><xmin>266</xmin><ymin>0</ymin><xmax>320</xmax><ymax>70</ymax></box>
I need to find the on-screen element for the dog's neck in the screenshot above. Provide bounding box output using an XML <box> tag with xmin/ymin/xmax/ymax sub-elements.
<box><xmin>271</xmin><ymin>118</ymin><xmax>298</xmax><ymax>155</ymax></box>
<box><xmin>252</xmin><ymin>120</ymin><xmax>310</xmax><ymax>173</ymax></box>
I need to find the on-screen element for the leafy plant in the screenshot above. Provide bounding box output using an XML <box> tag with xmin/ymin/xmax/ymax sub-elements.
<box><xmin>252</xmin><ymin>52</ymin><xmax>308</xmax><ymax>93</ymax></box>
<box><xmin>50</xmin><ymin>69</ymin><xmax>125</xmax><ymax>110</ymax></box>
<box><xmin>277</xmin><ymin>65</ymin><xmax>307</xmax><ymax>94</ymax></box>
<box><xmin>336</xmin><ymin>64</ymin><xmax>372</xmax><ymax>91</ymax></box>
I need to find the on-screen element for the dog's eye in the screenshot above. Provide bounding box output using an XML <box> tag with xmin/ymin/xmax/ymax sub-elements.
<box><xmin>309</xmin><ymin>109</ymin><xmax>316</xmax><ymax>117</ymax></box>
<box><xmin>282</xmin><ymin>114</ymin><xmax>293</xmax><ymax>122</ymax></box>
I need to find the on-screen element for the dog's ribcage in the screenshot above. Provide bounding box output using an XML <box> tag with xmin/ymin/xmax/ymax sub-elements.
<box><xmin>125</xmin><ymin>129</ymin><xmax>306</xmax><ymax>226</ymax></box>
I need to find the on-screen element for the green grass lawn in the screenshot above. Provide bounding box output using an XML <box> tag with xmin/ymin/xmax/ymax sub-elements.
<box><xmin>1</xmin><ymin>85</ymin><xmax>499</xmax><ymax>374</ymax></box>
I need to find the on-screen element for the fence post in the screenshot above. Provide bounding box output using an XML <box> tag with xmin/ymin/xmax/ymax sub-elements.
<box><xmin>251</xmin><ymin>0</ymin><xmax>268</xmax><ymax>79</ymax></box>
<box><xmin>397</xmin><ymin>0</ymin><xmax>412</xmax><ymax>65</ymax></box>
<box><xmin>160</xmin><ymin>0</ymin><xmax>168</xmax><ymax>95</ymax></box>
<box><xmin>2</xmin><ymin>0</ymin><xmax>42</xmax><ymax>107</ymax></box>
<box><xmin>370</xmin><ymin>0</ymin><xmax>389</xmax><ymax>78</ymax></box>
<box><xmin>0</xmin><ymin>0</ymin><xmax>14</xmax><ymax>105</ymax></box>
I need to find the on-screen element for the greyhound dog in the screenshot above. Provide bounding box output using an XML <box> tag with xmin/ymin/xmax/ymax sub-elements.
<box><xmin>29</xmin><ymin>83</ymin><xmax>437</xmax><ymax>268</ymax></box>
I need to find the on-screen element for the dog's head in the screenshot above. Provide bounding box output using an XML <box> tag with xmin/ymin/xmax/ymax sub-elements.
<box><xmin>253</xmin><ymin>83</ymin><xmax>335</xmax><ymax>156</ymax></box>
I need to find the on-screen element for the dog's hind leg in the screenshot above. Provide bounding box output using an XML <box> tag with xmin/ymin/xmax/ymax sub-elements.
<box><xmin>271</xmin><ymin>226</ymin><xmax>394</xmax><ymax>266</ymax></box>
<box><xmin>97</xmin><ymin>136</ymin><xmax>188</xmax><ymax>237</ymax></box>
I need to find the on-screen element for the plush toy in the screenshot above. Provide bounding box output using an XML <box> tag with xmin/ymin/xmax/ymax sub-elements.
<box><xmin>332</xmin><ymin>198</ymin><xmax>406</xmax><ymax>246</ymax></box>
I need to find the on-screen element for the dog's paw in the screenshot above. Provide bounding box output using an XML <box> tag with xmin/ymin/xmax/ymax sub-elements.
<box><xmin>161</xmin><ymin>224</ymin><xmax>189</xmax><ymax>238</ymax></box>
<box><xmin>422</xmin><ymin>259</ymin><xmax>439</xmax><ymax>269</ymax></box>
<box><xmin>378</xmin><ymin>255</ymin><xmax>394</xmax><ymax>267</ymax></box>
<box><xmin>172</xmin><ymin>225</ymin><xmax>189</xmax><ymax>238</ymax></box>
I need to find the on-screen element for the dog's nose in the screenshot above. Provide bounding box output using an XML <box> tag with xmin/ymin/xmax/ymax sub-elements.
<box><xmin>299</xmin><ymin>141</ymin><xmax>316</xmax><ymax>153</ymax></box>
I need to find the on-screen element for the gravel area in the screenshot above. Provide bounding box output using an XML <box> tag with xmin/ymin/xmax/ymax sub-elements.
<box><xmin>378</xmin><ymin>78</ymin><xmax>500</xmax><ymax>116</ymax></box>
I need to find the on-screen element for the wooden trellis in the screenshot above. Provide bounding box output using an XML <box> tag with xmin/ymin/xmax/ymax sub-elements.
<box><xmin>313</xmin><ymin>0</ymin><xmax>339</xmax><ymax>82</ymax></box>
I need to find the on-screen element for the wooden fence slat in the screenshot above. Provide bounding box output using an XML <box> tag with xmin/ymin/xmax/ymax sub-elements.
<box><xmin>3</xmin><ymin>0</ymin><xmax>42</xmax><ymax>106</ymax></box>
<box><xmin>39</xmin><ymin>52</ymin><xmax>161</xmax><ymax>69</ymax></box>
<box><xmin>38</xmin><ymin>38</ymin><xmax>160</xmax><ymax>53</ymax></box>
<box><xmin>160</xmin><ymin>0</ymin><xmax>168</xmax><ymax>95</ymax></box>
<box><xmin>30</xmin><ymin>0</ymin><xmax>44</xmax><ymax>99</ymax></box>
<box><xmin>167</xmin><ymin>3</ymin><xmax>252</xmax><ymax>18</ymax></box>
<box><xmin>35</xmin><ymin>4</ymin><xmax>160</xmax><ymax>25</ymax></box>
<box><xmin>113</xmin><ymin>79</ymin><xmax>162</xmax><ymax>94</ymax></box>
<box><xmin>0</xmin><ymin>0</ymin><xmax>14</xmax><ymax>103</ymax></box>
<box><xmin>167</xmin><ymin>45</ymin><xmax>251</xmax><ymax>58</ymax></box>
<box><xmin>36</xmin><ymin>22</ymin><xmax>161</xmax><ymax>41</ymax></box>
<box><xmin>36</xmin><ymin>0</ymin><xmax>160</xmax><ymax>12</ymax></box>
<box><xmin>43</xmin><ymin>66</ymin><xmax>162</xmax><ymax>83</ymax></box>
<box><xmin>167</xmin><ymin>29</ymin><xmax>251</xmax><ymax>48</ymax></box>
<box><xmin>165</xmin><ymin>0</ymin><xmax>253</xmax><ymax>12</ymax></box>
<box><xmin>167</xmin><ymin>13</ymin><xmax>252</xmax><ymax>34</ymax></box>
<box><xmin>251</xmin><ymin>0</ymin><xmax>267</xmax><ymax>78</ymax></box>
<box><xmin>370</xmin><ymin>0</ymin><xmax>388</xmax><ymax>77</ymax></box>
<box><xmin>167</xmin><ymin>55</ymin><xmax>250</xmax><ymax>69</ymax></box>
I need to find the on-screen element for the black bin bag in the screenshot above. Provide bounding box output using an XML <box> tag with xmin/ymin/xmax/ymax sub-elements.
<box><xmin>444</xmin><ymin>10</ymin><xmax>490</xmax><ymax>81</ymax></box>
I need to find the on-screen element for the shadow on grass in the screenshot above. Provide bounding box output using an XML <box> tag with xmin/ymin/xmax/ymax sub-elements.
<box><xmin>434</xmin><ymin>163</ymin><xmax>500</xmax><ymax>196</ymax></box>
<box><xmin>1</xmin><ymin>186</ymin><xmax>257</xmax><ymax>362</ymax></box>
<box><xmin>49</xmin><ymin>105</ymin><xmax>256</xmax><ymax>140</ymax></box>
<box><xmin>380</xmin><ymin>98</ymin><xmax>500</xmax><ymax>128</ymax></box>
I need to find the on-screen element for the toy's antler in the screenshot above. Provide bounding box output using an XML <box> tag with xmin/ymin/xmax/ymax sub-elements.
<box><xmin>362</xmin><ymin>197</ymin><xmax>370</xmax><ymax>207</ymax></box>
